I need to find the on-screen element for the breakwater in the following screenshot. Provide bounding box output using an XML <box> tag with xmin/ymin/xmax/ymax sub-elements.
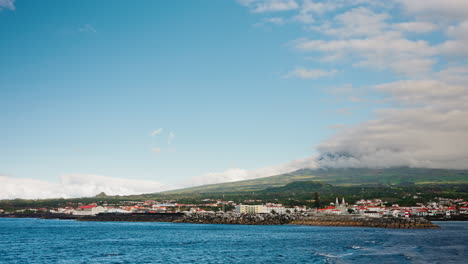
<box><xmin>1</xmin><ymin>212</ymin><xmax>440</xmax><ymax>229</ymax></box>
<box><xmin>174</xmin><ymin>212</ymin><xmax>297</xmax><ymax>225</ymax></box>
<box><xmin>426</xmin><ymin>215</ymin><xmax>468</xmax><ymax>221</ymax></box>
<box><xmin>290</xmin><ymin>215</ymin><xmax>440</xmax><ymax>229</ymax></box>
<box><xmin>0</xmin><ymin>212</ymin><xmax>83</xmax><ymax>220</ymax></box>
<box><xmin>77</xmin><ymin>212</ymin><xmax>184</xmax><ymax>222</ymax></box>
<box><xmin>176</xmin><ymin>213</ymin><xmax>440</xmax><ymax>229</ymax></box>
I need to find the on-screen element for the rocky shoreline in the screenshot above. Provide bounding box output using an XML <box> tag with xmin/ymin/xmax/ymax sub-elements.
<box><xmin>174</xmin><ymin>212</ymin><xmax>297</xmax><ymax>225</ymax></box>
<box><xmin>290</xmin><ymin>215</ymin><xmax>439</xmax><ymax>229</ymax></box>
<box><xmin>175</xmin><ymin>213</ymin><xmax>440</xmax><ymax>229</ymax></box>
<box><xmin>78</xmin><ymin>212</ymin><xmax>184</xmax><ymax>222</ymax></box>
<box><xmin>0</xmin><ymin>212</ymin><xmax>440</xmax><ymax>229</ymax></box>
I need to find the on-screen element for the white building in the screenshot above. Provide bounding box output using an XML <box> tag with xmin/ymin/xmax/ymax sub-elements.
<box><xmin>264</xmin><ymin>206</ymin><xmax>289</xmax><ymax>214</ymax></box>
<box><xmin>73</xmin><ymin>205</ymin><xmax>106</xmax><ymax>216</ymax></box>
<box><xmin>235</xmin><ymin>205</ymin><xmax>294</xmax><ymax>214</ymax></box>
<box><xmin>235</xmin><ymin>205</ymin><xmax>266</xmax><ymax>214</ymax></box>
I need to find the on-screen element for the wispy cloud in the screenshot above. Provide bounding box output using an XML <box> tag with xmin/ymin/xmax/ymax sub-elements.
<box><xmin>335</xmin><ymin>108</ymin><xmax>353</xmax><ymax>116</ymax></box>
<box><xmin>78</xmin><ymin>24</ymin><xmax>97</xmax><ymax>33</ymax></box>
<box><xmin>150</xmin><ymin>128</ymin><xmax>163</xmax><ymax>136</ymax></box>
<box><xmin>286</xmin><ymin>67</ymin><xmax>337</xmax><ymax>79</ymax></box>
<box><xmin>0</xmin><ymin>0</ymin><xmax>15</xmax><ymax>11</ymax></box>
<box><xmin>239</xmin><ymin>0</ymin><xmax>299</xmax><ymax>13</ymax></box>
<box><xmin>190</xmin><ymin>156</ymin><xmax>317</xmax><ymax>186</ymax></box>
<box><xmin>255</xmin><ymin>17</ymin><xmax>286</xmax><ymax>26</ymax></box>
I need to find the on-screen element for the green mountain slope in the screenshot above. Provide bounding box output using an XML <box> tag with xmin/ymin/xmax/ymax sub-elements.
<box><xmin>163</xmin><ymin>167</ymin><xmax>468</xmax><ymax>194</ymax></box>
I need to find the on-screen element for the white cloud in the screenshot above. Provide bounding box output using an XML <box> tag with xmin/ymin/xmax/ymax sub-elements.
<box><xmin>296</xmin><ymin>32</ymin><xmax>436</xmax><ymax>76</ymax></box>
<box><xmin>291</xmin><ymin>0</ymin><xmax>323</xmax><ymax>24</ymax></box>
<box><xmin>318</xmin><ymin>109</ymin><xmax>468</xmax><ymax>169</ymax></box>
<box><xmin>375</xmin><ymin>80</ymin><xmax>468</xmax><ymax>107</ymax></box>
<box><xmin>150</xmin><ymin>128</ymin><xmax>163</xmax><ymax>136</ymax></box>
<box><xmin>436</xmin><ymin>66</ymin><xmax>468</xmax><ymax>84</ymax></box>
<box><xmin>78</xmin><ymin>24</ymin><xmax>97</xmax><ymax>33</ymax></box>
<box><xmin>0</xmin><ymin>0</ymin><xmax>15</xmax><ymax>11</ymax></box>
<box><xmin>265</xmin><ymin>17</ymin><xmax>285</xmax><ymax>25</ymax></box>
<box><xmin>396</xmin><ymin>0</ymin><xmax>468</xmax><ymax>22</ymax></box>
<box><xmin>447</xmin><ymin>20</ymin><xmax>468</xmax><ymax>40</ymax></box>
<box><xmin>299</xmin><ymin>6</ymin><xmax>444</xmax><ymax>76</ymax></box>
<box><xmin>317</xmin><ymin>78</ymin><xmax>468</xmax><ymax>169</ymax></box>
<box><xmin>286</xmin><ymin>67</ymin><xmax>337</xmax><ymax>79</ymax></box>
<box><xmin>239</xmin><ymin>0</ymin><xmax>299</xmax><ymax>13</ymax></box>
<box><xmin>0</xmin><ymin>174</ymin><xmax>171</xmax><ymax>200</ymax></box>
<box><xmin>256</xmin><ymin>17</ymin><xmax>286</xmax><ymax>26</ymax></box>
<box><xmin>190</xmin><ymin>156</ymin><xmax>318</xmax><ymax>186</ymax></box>
<box><xmin>294</xmin><ymin>0</ymin><xmax>391</xmax><ymax>18</ymax></box>
<box><xmin>299</xmin><ymin>0</ymin><xmax>333</xmax><ymax>14</ymax></box>
<box><xmin>388</xmin><ymin>58</ymin><xmax>435</xmax><ymax>76</ymax></box>
<box><xmin>392</xmin><ymin>22</ymin><xmax>437</xmax><ymax>33</ymax></box>
<box><xmin>241</xmin><ymin>0</ymin><xmax>466</xmax><ymax>75</ymax></box>
<box><xmin>318</xmin><ymin>7</ymin><xmax>390</xmax><ymax>38</ymax></box>
<box><xmin>437</xmin><ymin>20</ymin><xmax>468</xmax><ymax>57</ymax></box>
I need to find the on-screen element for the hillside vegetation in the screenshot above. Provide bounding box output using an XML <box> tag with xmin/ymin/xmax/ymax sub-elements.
<box><xmin>162</xmin><ymin>167</ymin><xmax>468</xmax><ymax>194</ymax></box>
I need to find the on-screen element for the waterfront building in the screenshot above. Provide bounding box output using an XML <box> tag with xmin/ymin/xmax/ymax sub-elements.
<box><xmin>73</xmin><ymin>205</ymin><xmax>106</xmax><ymax>216</ymax></box>
<box><xmin>264</xmin><ymin>206</ymin><xmax>288</xmax><ymax>214</ymax></box>
<box><xmin>235</xmin><ymin>204</ymin><xmax>294</xmax><ymax>214</ymax></box>
<box><xmin>235</xmin><ymin>205</ymin><xmax>266</xmax><ymax>214</ymax></box>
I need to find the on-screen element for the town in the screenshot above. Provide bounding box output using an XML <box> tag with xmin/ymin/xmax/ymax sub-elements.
<box><xmin>2</xmin><ymin>196</ymin><xmax>467</xmax><ymax>220</ymax></box>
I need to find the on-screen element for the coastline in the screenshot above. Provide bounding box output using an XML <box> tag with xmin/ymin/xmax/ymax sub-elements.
<box><xmin>0</xmin><ymin>212</ymin><xmax>441</xmax><ymax>229</ymax></box>
<box><xmin>176</xmin><ymin>213</ymin><xmax>440</xmax><ymax>229</ymax></box>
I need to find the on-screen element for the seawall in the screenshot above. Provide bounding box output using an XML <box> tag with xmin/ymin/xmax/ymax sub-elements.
<box><xmin>290</xmin><ymin>215</ymin><xmax>440</xmax><ymax>229</ymax></box>
<box><xmin>174</xmin><ymin>212</ymin><xmax>296</xmax><ymax>225</ymax></box>
<box><xmin>77</xmin><ymin>212</ymin><xmax>185</xmax><ymax>222</ymax></box>
<box><xmin>175</xmin><ymin>213</ymin><xmax>440</xmax><ymax>229</ymax></box>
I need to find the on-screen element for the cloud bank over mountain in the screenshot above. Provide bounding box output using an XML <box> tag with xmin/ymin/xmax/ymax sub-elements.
<box><xmin>196</xmin><ymin>0</ymin><xmax>468</xmax><ymax>183</ymax></box>
<box><xmin>317</xmin><ymin>79</ymin><xmax>468</xmax><ymax>169</ymax></box>
<box><xmin>189</xmin><ymin>156</ymin><xmax>318</xmax><ymax>186</ymax></box>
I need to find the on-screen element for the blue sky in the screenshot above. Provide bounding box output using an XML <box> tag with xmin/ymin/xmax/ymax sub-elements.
<box><xmin>1</xmin><ymin>0</ymin><xmax>467</xmax><ymax>199</ymax></box>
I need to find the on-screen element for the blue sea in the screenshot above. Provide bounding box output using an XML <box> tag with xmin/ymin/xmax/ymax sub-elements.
<box><xmin>0</xmin><ymin>218</ymin><xmax>466</xmax><ymax>264</ymax></box>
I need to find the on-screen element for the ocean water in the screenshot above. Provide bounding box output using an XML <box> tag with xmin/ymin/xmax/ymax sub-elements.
<box><xmin>0</xmin><ymin>218</ymin><xmax>466</xmax><ymax>264</ymax></box>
